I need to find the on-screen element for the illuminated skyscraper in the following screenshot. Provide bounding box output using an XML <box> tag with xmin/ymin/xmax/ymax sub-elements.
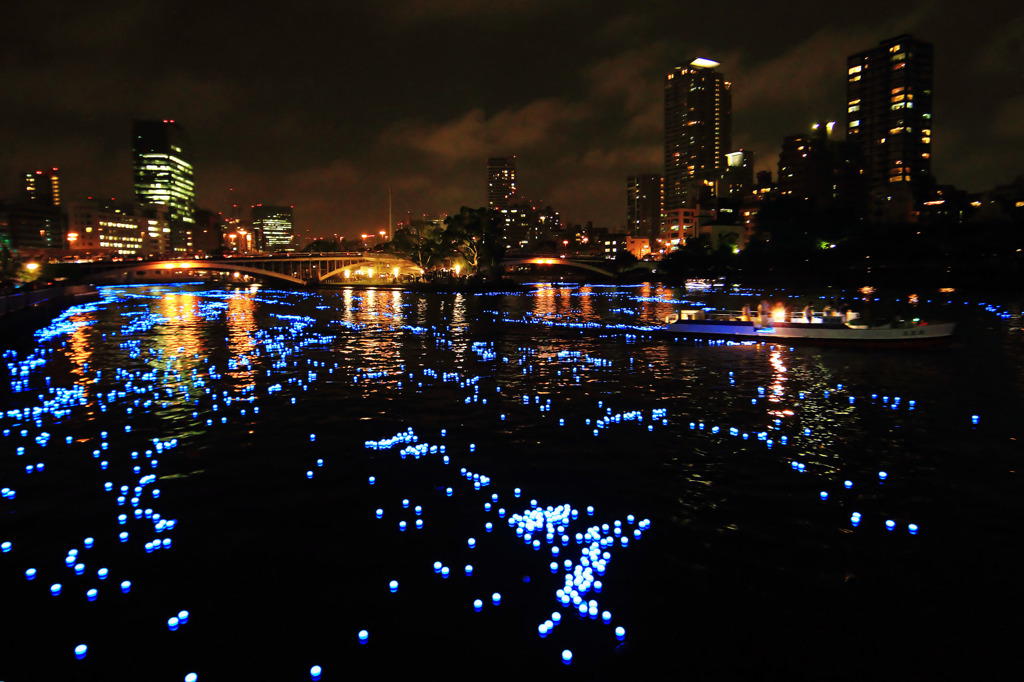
<box><xmin>847</xmin><ymin>35</ymin><xmax>933</xmax><ymax>220</ymax></box>
<box><xmin>664</xmin><ymin>58</ymin><xmax>732</xmax><ymax>211</ymax></box>
<box><xmin>132</xmin><ymin>120</ymin><xmax>196</xmax><ymax>225</ymax></box>
<box><xmin>486</xmin><ymin>157</ymin><xmax>516</xmax><ymax>211</ymax></box>
<box><xmin>252</xmin><ymin>204</ymin><xmax>294</xmax><ymax>251</ymax></box>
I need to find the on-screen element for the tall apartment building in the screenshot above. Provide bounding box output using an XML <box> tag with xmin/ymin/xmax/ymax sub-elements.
<box><xmin>847</xmin><ymin>35</ymin><xmax>934</xmax><ymax>221</ymax></box>
<box><xmin>664</xmin><ymin>58</ymin><xmax>732</xmax><ymax>211</ymax></box>
<box><xmin>486</xmin><ymin>157</ymin><xmax>517</xmax><ymax>211</ymax></box>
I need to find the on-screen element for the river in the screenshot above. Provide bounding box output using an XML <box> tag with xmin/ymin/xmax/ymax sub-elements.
<box><xmin>1</xmin><ymin>282</ymin><xmax>1022</xmax><ymax>681</ymax></box>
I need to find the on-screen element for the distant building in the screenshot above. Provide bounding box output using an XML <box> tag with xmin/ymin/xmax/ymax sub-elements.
<box><xmin>626</xmin><ymin>174</ymin><xmax>662</xmax><ymax>247</ymax></box>
<box><xmin>718</xmin><ymin>150</ymin><xmax>754</xmax><ymax>201</ymax></box>
<box><xmin>23</xmin><ymin>169</ymin><xmax>61</xmax><ymax>207</ymax></box>
<box><xmin>660</xmin><ymin>208</ymin><xmax>698</xmax><ymax>252</ymax></box>
<box><xmin>500</xmin><ymin>202</ymin><xmax>560</xmax><ymax>250</ymax></box>
<box><xmin>847</xmin><ymin>35</ymin><xmax>934</xmax><ymax>221</ymax></box>
<box><xmin>664</xmin><ymin>58</ymin><xmax>732</xmax><ymax>211</ymax></box>
<box><xmin>251</xmin><ymin>204</ymin><xmax>294</xmax><ymax>251</ymax></box>
<box><xmin>132</xmin><ymin>120</ymin><xmax>196</xmax><ymax>251</ymax></box>
<box><xmin>776</xmin><ymin>122</ymin><xmax>865</xmax><ymax>211</ymax></box>
<box><xmin>193</xmin><ymin>210</ymin><xmax>225</xmax><ymax>254</ymax></box>
<box><xmin>0</xmin><ymin>202</ymin><xmax>63</xmax><ymax>251</ymax></box>
<box><xmin>486</xmin><ymin>157</ymin><xmax>517</xmax><ymax>211</ymax></box>
<box><xmin>66</xmin><ymin>200</ymin><xmax>171</xmax><ymax>258</ymax></box>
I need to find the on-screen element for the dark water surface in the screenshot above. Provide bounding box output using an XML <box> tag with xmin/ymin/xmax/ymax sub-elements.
<box><xmin>1</xmin><ymin>282</ymin><xmax>1022</xmax><ymax>681</ymax></box>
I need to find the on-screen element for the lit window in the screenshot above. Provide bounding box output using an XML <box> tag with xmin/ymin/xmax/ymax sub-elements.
<box><xmin>848</xmin><ymin>105</ymin><xmax>860</xmax><ymax>113</ymax></box>
<box><xmin>849</xmin><ymin>120</ymin><xmax>860</xmax><ymax>128</ymax></box>
<box><xmin>848</xmin><ymin>65</ymin><xmax>862</xmax><ymax>74</ymax></box>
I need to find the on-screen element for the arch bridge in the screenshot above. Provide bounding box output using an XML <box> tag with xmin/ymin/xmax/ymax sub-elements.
<box><xmin>502</xmin><ymin>256</ymin><xmax>616</xmax><ymax>278</ymax></box>
<box><xmin>59</xmin><ymin>254</ymin><xmax>424</xmax><ymax>286</ymax></box>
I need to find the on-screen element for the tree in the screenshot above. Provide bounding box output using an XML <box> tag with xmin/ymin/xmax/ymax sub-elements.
<box><xmin>387</xmin><ymin>220</ymin><xmax>447</xmax><ymax>272</ymax></box>
<box><xmin>443</xmin><ymin>207</ymin><xmax>506</xmax><ymax>279</ymax></box>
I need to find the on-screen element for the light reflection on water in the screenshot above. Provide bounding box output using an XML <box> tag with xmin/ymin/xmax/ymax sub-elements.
<box><xmin>2</xmin><ymin>282</ymin><xmax>1024</xmax><ymax>679</ymax></box>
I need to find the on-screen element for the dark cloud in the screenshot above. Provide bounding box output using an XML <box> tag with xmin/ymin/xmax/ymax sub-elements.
<box><xmin>1</xmin><ymin>1</ymin><xmax>1022</xmax><ymax>240</ymax></box>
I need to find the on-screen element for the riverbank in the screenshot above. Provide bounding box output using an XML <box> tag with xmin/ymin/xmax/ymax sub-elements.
<box><xmin>0</xmin><ymin>284</ymin><xmax>100</xmax><ymax>336</ymax></box>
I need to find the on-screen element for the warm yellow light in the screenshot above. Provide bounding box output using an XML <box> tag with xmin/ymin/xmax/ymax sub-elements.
<box><xmin>392</xmin><ymin>267</ymin><xmax>399</xmax><ymax>278</ymax></box>
<box><xmin>771</xmin><ymin>304</ymin><xmax>786</xmax><ymax>324</ymax></box>
<box><xmin>67</xmin><ymin>232</ymin><xmax>79</xmax><ymax>243</ymax></box>
<box><xmin>25</xmin><ymin>262</ymin><xmax>40</xmax><ymax>271</ymax></box>
<box><xmin>367</xmin><ymin>268</ymin><xmax>374</xmax><ymax>278</ymax></box>
<box><xmin>344</xmin><ymin>270</ymin><xmax>350</xmax><ymax>278</ymax></box>
<box><xmin>454</xmin><ymin>264</ymin><xmax>460</xmax><ymax>276</ymax></box>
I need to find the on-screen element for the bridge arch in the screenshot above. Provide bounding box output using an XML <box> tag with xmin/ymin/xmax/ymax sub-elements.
<box><xmin>65</xmin><ymin>255</ymin><xmax>423</xmax><ymax>286</ymax></box>
<box><xmin>502</xmin><ymin>257</ymin><xmax>616</xmax><ymax>278</ymax></box>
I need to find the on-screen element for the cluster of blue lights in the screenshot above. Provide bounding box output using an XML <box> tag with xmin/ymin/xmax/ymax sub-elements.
<box><xmin>1</xmin><ymin>282</ymin><xmax>1011</xmax><ymax>678</ymax></box>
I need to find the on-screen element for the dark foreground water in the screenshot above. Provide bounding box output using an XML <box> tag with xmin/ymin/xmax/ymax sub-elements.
<box><xmin>1</xmin><ymin>282</ymin><xmax>1023</xmax><ymax>681</ymax></box>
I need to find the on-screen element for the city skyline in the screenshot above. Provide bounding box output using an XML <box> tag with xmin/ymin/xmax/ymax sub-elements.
<box><xmin>2</xmin><ymin>1</ymin><xmax>1022</xmax><ymax>240</ymax></box>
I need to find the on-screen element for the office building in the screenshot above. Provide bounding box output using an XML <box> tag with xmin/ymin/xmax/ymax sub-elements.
<box><xmin>847</xmin><ymin>35</ymin><xmax>934</xmax><ymax>220</ymax></box>
<box><xmin>486</xmin><ymin>157</ymin><xmax>517</xmax><ymax>211</ymax></box>
<box><xmin>132</xmin><ymin>120</ymin><xmax>197</xmax><ymax>227</ymax></box>
<box><xmin>251</xmin><ymin>204</ymin><xmax>294</xmax><ymax>251</ymax></box>
<box><xmin>664</xmin><ymin>58</ymin><xmax>732</xmax><ymax>211</ymax></box>
<box><xmin>66</xmin><ymin>201</ymin><xmax>171</xmax><ymax>258</ymax></box>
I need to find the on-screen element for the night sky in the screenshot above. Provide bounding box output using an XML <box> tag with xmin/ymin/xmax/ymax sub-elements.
<box><xmin>4</xmin><ymin>0</ymin><xmax>1022</xmax><ymax>241</ymax></box>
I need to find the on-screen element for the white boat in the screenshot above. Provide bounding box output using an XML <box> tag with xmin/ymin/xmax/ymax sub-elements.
<box><xmin>664</xmin><ymin>303</ymin><xmax>955</xmax><ymax>346</ymax></box>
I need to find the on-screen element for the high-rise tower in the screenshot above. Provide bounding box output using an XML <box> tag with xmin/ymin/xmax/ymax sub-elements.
<box><xmin>664</xmin><ymin>58</ymin><xmax>732</xmax><ymax>211</ymax></box>
<box><xmin>486</xmin><ymin>157</ymin><xmax>516</xmax><ymax>211</ymax></box>
<box><xmin>132</xmin><ymin>120</ymin><xmax>196</xmax><ymax>225</ymax></box>
<box><xmin>846</xmin><ymin>35</ymin><xmax>933</xmax><ymax>220</ymax></box>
